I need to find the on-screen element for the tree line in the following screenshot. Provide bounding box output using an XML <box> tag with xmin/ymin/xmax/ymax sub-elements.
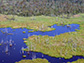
<box><xmin>0</xmin><ymin>0</ymin><xmax>84</xmax><ymax>17</ymax></box>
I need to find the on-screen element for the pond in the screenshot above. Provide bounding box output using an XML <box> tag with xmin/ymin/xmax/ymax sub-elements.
<box><xmin>0</xmin><ymin>24</ymin><xmax>82</xmax><ymax>63</ymax></box>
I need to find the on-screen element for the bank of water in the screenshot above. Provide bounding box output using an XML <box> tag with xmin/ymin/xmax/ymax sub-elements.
<box><xmin>0</xmin><ymin>24</ymin><xmax>82</xmax><ymax>63</ymax></box>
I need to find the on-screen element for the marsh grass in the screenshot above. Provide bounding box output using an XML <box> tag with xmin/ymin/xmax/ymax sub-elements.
<box><xmin>68</xmin><ymin>59</ymin><xmax>84</xmax><ymax>63</ymax></box>
<box><xmin>0</xmin><ymin>15</ymin><xmax>57</xmax><ymax>32</ymax></box>
<box><xmin>0</xmin><ymin>13</ymin><xmax>83</xmax><ymax>32</ymax></box>
<box><xmin>23</xmin><ymin>14</ymin><xmax>84</xmax><ymax>59</ymax></box>
<box><xmin>0</xmin><ymin>13</ymin><xmax>84</xmax><ymax>59</ymax></box>
<box><xmin>16</xmin><ymin>58</ymin><xmax>49</xmax><ymax>63</ymax></box>
<box><xmin>23</xmin><ymin>31</ymin><xmax>26</xmax><ymax>33</ymax></box>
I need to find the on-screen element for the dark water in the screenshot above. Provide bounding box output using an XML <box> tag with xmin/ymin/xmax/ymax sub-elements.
<box><xmin>0</xmin><ymin>24</ymin><xmax>83</xmax><ymax>63</ymax></box>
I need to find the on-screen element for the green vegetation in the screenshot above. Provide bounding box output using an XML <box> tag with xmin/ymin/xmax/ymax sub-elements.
<box><xmin>23</xmin><ymin>13</ymin><xmax>84</xmax><ymax>59</ymax></box>
<box><xmin>0</xmin><ymin>14</ymin><xmax>57</xmax><ymax>32</ymax></box>
<box><xmin>0</xmin><ymin>13</ymin><xmax>84</xmax><ymax>32</ymax></box>
<box><xmin>23</xmin><ymin>31</ymin><xmax>26</xmax><ymax>33</ymax></box>
<box><xmin>0</xmin><ymin>44</ymin><xmax>1</xmax><ymax>46</ymax></box>
<box><xmin>0</xmin><ymin>0</ymin><xmax>84</xmax><ymax>63</ymax></box>
<box><xmin>16</xmin><ymin>58</ymin><xmax>49</xmax><ymax>63</ymax></box>
<box><xmin>23</xmin><ymin>38</ymin><xmax>26</xmax><ymax>40</ymax></box>
<box><xmin>0</xmin><ymin>13</ymin><xmax>84</xmax><ymax>62</ymax></box>
<box><xmin>22</xmin><ymin>55</ymin><xmax>26</xmax><ymax>58</ymax></box>
<box><xmin>24</xmin><ymin>41</ymin><xmax>27</xmax><ymax>43</ymax></box>
<box><xmin>68</xmin><ymin>59</ymin><xmax>84</xmax><ymax>63</ymax></box>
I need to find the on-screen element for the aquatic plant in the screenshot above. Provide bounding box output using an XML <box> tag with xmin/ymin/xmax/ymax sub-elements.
<box><xmin>23</xmin><ymin>31</ymin><xmax>26</xmax><ymax>33</ymax></box>
<box><xmin>9</xmin><ymin>39</ymin><xmax>13</xmax><ymax>47</ymax></box>
<box><xmin>1</xmin><ymin>39</ymin><xmax>3</xmax><ymax>44</ymax></box>
<box><xmin>5</xmin><ymin>45</ymin><xmax>8</xmax><ymax>53</ymax></box>
<box><xmin>28</xmin><ymin>34</ymin><xmax>30</xmax><ymax>37</ymax></box>
<box><xmin>21</xmin><ymin>47</ymin><xmax>24</xmax><ymax>54</ymax></box>
<box><xmin>31</xmin><ymin>53</ymin><xmax>36</xmax><ymax>60</ymax></box>
<box><xmin>16</xmin><ymin>58</ymin><xmax>49</xmax><ymax>63</ymax></box>
<box><xmin>22</xmin><ymin>55</ymin><xmax>26</xmax><ymax>58</ymax></box>
<box><xmin>68</xmin><ymin>59</ymin><xmax>84</xmax><ymax>63</ymax></box>
<box><xmin>24</xmin><ymin>41</ymin><xmax>27</xmax><ymax>43</ymax></box>
<box><xmin>67</xmin><ymin>24</ymin><xmax>71</xmax><ymax>28</ymax></box>
<box><xmin>5</xmin><ymin>28</ymin><xmax>8</xmax><ymax>33</ymax></box>
<box><xmin>23</xmin><ymin>38</ymin><xmax>26</xmax><ymax>40</ymax></box>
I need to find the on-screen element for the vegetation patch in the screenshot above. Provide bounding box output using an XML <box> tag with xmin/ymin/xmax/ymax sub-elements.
<box><xmin>16</xmin><ymin>58</ymin><xmax>49</xmax><ymax>63</ymax></box>
<box><xmin>24</xmin><ymin>14</ymin><xmax>84</xmax><ymax>59</ymax></box>
<box><xmin>23</xmin><ymin>31</ymin><xmax>26</xmax><ymax>33</ymax></box>
<box><xmin>68</xmin><ymin>59</ymin><xmax>84</xmax><ymax>63</ymax></box>
<box><xmin>0</xmin><ymin>13</ymin><xmax>84</xmax><ymax>62</ymax></box>
<box><xmin>0</xmin><ymin>13</ymin><xmax>84</xmax><ymax>32</ymax></box>
<box><xmin>0</xmin><ymin>15</ymin><xmax>8</xmax><ymax>21</ymax></box>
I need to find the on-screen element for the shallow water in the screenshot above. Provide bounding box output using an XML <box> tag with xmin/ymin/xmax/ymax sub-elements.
<box><xmin>0</xmin><ymin>24</ymin><xmax>82</xmax><ymax>63</ymax></box>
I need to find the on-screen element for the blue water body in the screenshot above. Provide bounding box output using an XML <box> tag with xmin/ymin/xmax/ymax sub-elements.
<box><xmin>0</xmin><ymin>24</ymin><xmax>83</xmax><ymax>63</ymax></box>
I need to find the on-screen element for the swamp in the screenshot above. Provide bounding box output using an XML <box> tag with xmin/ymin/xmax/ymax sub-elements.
<box><xmin>0</xmin><ymin>0</ymin><xmax>84</xmax><ymax>63</ymax></box>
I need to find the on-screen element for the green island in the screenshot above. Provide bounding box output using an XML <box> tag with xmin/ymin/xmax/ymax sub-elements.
<box><xmin>68</xmin><ymin>59</ymin><xmax>84</xmax><ymax>63</ymax></box>
<box><xmin>16</xmin><ymin>58</ymin><xmax>49</xmax><ymax>63</ymax></box>
<box><xmin>22</xmin><ymin>13</ymin><xmax>84</xmax><ymax>59</ymax></box>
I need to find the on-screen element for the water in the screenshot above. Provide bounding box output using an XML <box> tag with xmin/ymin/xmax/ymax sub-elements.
<box><xmin>0</xmin><ymin>24</ymin><xmax>82</xmax><ymax>63</ymax></box>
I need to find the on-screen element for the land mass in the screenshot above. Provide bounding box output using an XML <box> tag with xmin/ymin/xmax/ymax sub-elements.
<box><xmin>16</xmin><ymin>58</ymin><xmax>49</xmax><ymax>63</ymax></box>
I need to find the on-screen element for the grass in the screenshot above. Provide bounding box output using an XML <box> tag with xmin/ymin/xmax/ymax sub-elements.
<box><xmin>0</xmin><ymin>13</ymin><xmax>84</xmax><ymax>62</ymax></box>
<box><xmin>16</xmin><ymin>58</ymin><xmax>49</xmax><ymax>63</ymax></box>
<box><xmin>68</xmin><ymin>59</ymin><xmax>84</xmax><ymax>63</ymax></box>
<box><xmin>0</xmin><ymin>14</ymin><xmax>83</xmax><ymax>32</ymax></box>
<box><xmin>23</xmin><ymin>13</ymin><xmax>84</xmax><ymax>59</ymax></box>
<box><xmin>23</xmin><ymin>31</ymin><xmax>26</xmax><ymax>33</ymax></box>
<box><xmin>0</xmin><ymin>14</ymin><xmax>58</xmax><ymax>32</ymax></box>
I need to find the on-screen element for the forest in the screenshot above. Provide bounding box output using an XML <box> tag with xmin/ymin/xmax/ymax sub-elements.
<box><xmin>0</xmin><ymin>0</ymin><xmax>84</xmax><ymax>17</ymax></box>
